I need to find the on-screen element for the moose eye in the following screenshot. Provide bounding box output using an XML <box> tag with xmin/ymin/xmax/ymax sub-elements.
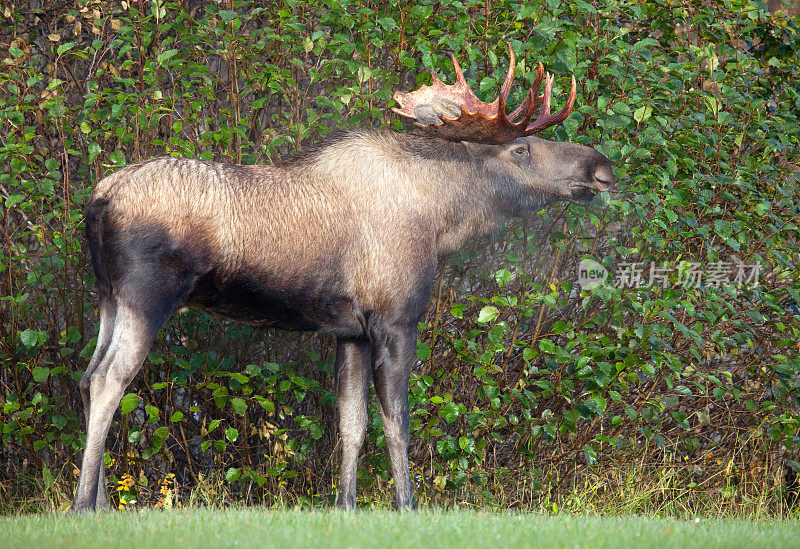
<box><xmin>512</xmin><ymin>146</ymin><xmax>527</xmax><ymax>157</ymax></box>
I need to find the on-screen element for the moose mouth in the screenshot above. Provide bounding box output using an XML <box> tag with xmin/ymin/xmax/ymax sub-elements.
<box><xmin>569</xmin><ymin>184</ymin><xmax>600</xmax><ymax>204</ymax></box>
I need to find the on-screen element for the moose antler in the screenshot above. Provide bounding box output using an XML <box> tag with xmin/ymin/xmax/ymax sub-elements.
<box><xmin>392</xmin><ymin>45</ymin><xmax>576</xmax><ymax>144</ymax></box>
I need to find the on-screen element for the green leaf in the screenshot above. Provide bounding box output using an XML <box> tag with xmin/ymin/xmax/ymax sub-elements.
<box><xmin>225</xmin><ymin>427</ymin><xmax>239</xmax><ymax>442</ymax></box>
<box><xmin>539</xmin><ymin>339</ymin><xmax>556</xmax><ymax>354</ymax></box>
<box><xmin>255</xmin><ymin>396</ymin><xmax>274</xmax><ymax>413</ymax></box>
<box><xmin>377</xmin><ymin>17</ymin><xmax>397</xmax><ymax>30</ymax></box>
<box><xmin>714</xmin><ymin>219</ymin><xmax>732</xmax><ymax>238</ymax></box>
<box><xmin>4</xmin><ymin>194</ymin><xmax>25</xmax><ymax>208</ymax></box>
<box><xmin>583</xmin><ymin>444</ymin><xmax>597</xmax><ymax>466</ymax></box>
<box><xmin>32</xmin><ymin>366</ymin><xmax>50</xmax><ymax>383</ymax></box>
<box><xmin>120</xmin><ymin>393</ymin><xmax>139</xmax><ymax>414</ymax></box>
<box><xmin>145</xmin><ymin>405</ymin><xmax>160</xmax><ymax>423</ymax></box>
<box><xmin>439</xmin><ymin>402</ymin><xmax>459</xmax><ymax>423</ymax></box>
<box><xmin>170</xmin><ymin>411</ymin><xmax>184</xmax><ymax>422</ymax></box>
<box><xmin>633</xmin><ymin>105</ymin><xmax>652</xmax><ymax>123</ymax></box>
<box><xmin>450</xmin><ymin>303</ymin><xmax>466</xmax><ymax>319</ymax></box>
<box><xmin>19</xmin><ymin>329</ymin><xmax>43</xmax><ymax>348</ymax></box>
<box><xmin>416</xmin><ymin>341</ymin><xmax>431</xmax><ymax>361</ymax></box>
<box><xmin>42</xmin><ymin>464</ymin><xmax>54</xmax><ymax>488</ymax></box>
<box><xmin>225</xmin><ymin>467</ymin><xmax>240</xmax><ymax>483</ymax></box>
<box><xmin>552</xmin><ymin>321</ymin><xmax>571</xmax><ymax>335</ymax></box>
<box><xmin>231</xmin><ymin>397</ymin><xmax>247</xmax><ymax>416</ymax></box>
<box><xmin>157</xmin><ymin>49</ymin><xmax>179</xmax><ymax>64</ymax></box>
<box><xmin>4</xmin><ymin>401</ymin><xmax>20</xmax><ymax>413</ymax></box>
<box><xmin>357</xmin><ymin>66</ymin><xmax>372</xmax><ymax>84</ymax></box>
<box><xmin>219</xmin><ymin>10</ymin><xmax>238</xmax><ymax>23</ymax></box>
<box><xmin>52</xmin><ymin>414</ymin><xmax>68</xmax><ymax>430</ymax></box>
<box><xmin>152</xmin><ymin>426</ymin><xmax>169</xmax><ymax>451</ymax></box>
<box><xmin>494</xmin><ymin>268</ymin><xmax>512</xmax><ymax>288</ymax></box>
<box><xmin>227</xmin><ymin>372</ymin><xmax>249</xmax><ymax>384</ymax></box>
<box><xmin>88</xmin><ymin>142</ymin><xmax>101</xmax><ymax>163</ymax></box>
<box><xmin>477</xmin><ymin>305</ymin><xmax>499</xmax><ymax>324</ymax></box>
<box><xmin>57</xmin><ymin>42</ymin><xmax>75</xmax><ymax>56</ymax></box>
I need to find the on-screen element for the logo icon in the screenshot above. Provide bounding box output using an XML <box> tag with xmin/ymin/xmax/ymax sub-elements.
<box><xmin>577</xmin><ymin>259</ymin><xmax>608</xmax><ymax>290</ymax></box>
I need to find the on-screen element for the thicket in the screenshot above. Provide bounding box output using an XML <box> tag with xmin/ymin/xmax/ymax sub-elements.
<box><xmin>1</xmin><ymin>0</ymin><xmax>799</xmax><ymax>515</ymax></box>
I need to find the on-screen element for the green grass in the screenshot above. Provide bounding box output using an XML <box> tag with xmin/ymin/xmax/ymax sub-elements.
<box><xmin>1</xmin><ymin>509</ymin><xmax>799</xmax><ymax>549</ymax></box>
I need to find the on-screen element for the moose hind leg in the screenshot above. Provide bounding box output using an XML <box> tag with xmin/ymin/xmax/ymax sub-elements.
<box><xmin>334</xmin><ymin>338</ymin><xmax>372</xmax><ymax>509</ymax></box>
<box><xmin>70</xmin><ymin>268</ymin><xmax>195</xmax><ymax>513</ymax></box>
<box><xmin>372</xmin><ymin>323</ymin><xmax>417</xmax><ymax>510</ymax></box>
<box><xmin>77</xmin><ymin>298</ymin><xmax>118</xmax><ymax>510</ymax></box>
<box><xmin>70</xmin><ymin>302</ymin><xmax>158</xmax><ymax>512</ymax></box>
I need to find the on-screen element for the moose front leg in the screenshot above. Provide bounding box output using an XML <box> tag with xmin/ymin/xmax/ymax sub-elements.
<box><xmin>334</xmin><ymin>338</ymin><xmax>372</xmax><ymax>509</ymax></box>
<box><xmin>372</xmin><ymin>323</ymin><xmax>417</xmax><ymax>510</ymax></box>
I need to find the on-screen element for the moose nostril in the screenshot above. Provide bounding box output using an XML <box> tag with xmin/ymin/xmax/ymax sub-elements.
<box><xmin>592</xmin><ymin>161</ymin><xmax>614</xmax><ymax>192</ymax></box>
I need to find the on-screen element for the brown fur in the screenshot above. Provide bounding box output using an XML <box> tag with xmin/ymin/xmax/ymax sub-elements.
<box><xmin>92</xmin><ymin>131</ymin><xmax>608</xmax><ymax>314</ymax></box>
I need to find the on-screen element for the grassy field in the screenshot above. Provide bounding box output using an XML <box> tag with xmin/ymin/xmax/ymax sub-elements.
<box><xmin>1</xmin><ymin>509</ymin><xmax>799</xmax><ymax>549</ymax></box>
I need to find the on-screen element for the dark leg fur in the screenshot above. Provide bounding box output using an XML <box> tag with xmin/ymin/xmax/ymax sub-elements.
<box><xmin>372</xmin><ymin>323</ymin><xmax>417</xmax><ymax>510</ymax></box>
<box><xmin>334</xmin><ymin>338</ymin><xmax>372</xmax><ymax>509</ymax></box>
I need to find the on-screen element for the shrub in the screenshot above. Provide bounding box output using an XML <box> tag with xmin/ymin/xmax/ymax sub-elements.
<box><xmin>1</xmin><ymin>0</ymin><xmax>798</xmax><ymax>514</ymax></box>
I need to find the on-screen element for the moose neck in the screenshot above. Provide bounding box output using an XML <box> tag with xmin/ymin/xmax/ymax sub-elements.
<box><xmin>290</xmin><ymin>130</ymin><xmax>549</xmax><ymax>257</ymax></box>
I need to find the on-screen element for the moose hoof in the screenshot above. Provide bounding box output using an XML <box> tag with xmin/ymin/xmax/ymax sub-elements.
<box><xmin>395</xmin><ymin>498</ymin><xmax>417</xmax><ymax>511</ymax></box>
<box><xmin>67</xmin><ymin>502</ymin><xmax>94</xmax><ymax>514</ymax></box>
<box><xmin>335</xmin><ymin>496</ymin><xmax>357</xmax><ymax>511</ymax></box>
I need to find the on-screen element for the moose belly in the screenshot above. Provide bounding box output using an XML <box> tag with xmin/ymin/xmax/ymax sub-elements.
<box><xmin>187</xmin><ymin>270</ymin><xmax>364</xmax><ymax>337</ymax></box>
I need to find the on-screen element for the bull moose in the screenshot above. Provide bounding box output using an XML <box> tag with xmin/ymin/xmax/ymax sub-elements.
<box><xmin>70</xmin><ymin>46</ymin><xmax>613</xmax><ymax>512</ymax></box>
